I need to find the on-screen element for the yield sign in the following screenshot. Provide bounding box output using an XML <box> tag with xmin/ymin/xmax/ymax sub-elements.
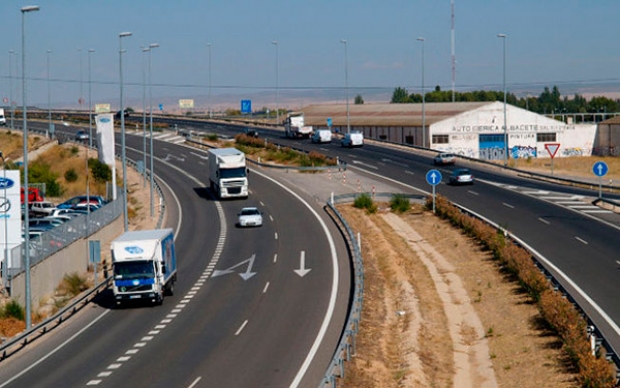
<box><xmin>545</xmin><ymin>143</ymin><xmax>560</xmax><ymax>159</ymax></box>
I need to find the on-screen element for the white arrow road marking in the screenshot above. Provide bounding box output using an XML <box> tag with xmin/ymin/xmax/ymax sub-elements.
<box><xmin>294</xmin><ymin>251</ymin><xmax>311</xmax><ymax>277</ymax></box>
<box><xmin>212</xmin><ymin>254</ymin><xmax>257</xmax><ymax>280</ymax></box>
<box><xmin>163</xmin><ymin>154</ymin><xmax>185</xmax><ymax>162</ymax></box>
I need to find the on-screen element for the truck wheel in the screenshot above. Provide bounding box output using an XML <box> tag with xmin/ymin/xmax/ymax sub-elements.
<box><xmin>167</xmin><ymin>281</ymin><xmax>175</xmax><ymax>296</ymax></box>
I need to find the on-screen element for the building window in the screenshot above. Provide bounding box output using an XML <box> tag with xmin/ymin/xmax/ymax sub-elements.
<box><xmin>480</xmin><ymin>134</ymin><xmax>505</xmax><ymax>143</ymax></box>
<box><xmin>537</xmin><ymin>133</ymin><xmax>556</xmax><ymax>142</ymax></box>
<box><xmin>433</xmin><ymin>134</ymin><xmax>449</xmax><ymax>144</ymax></box>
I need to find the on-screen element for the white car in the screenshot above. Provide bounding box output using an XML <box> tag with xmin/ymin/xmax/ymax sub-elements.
<box><xmin>311</xmin><ymin>129</ymin><xmax>332</xmax><ymax>143</ymax></box>
<box><xmin>237</xmin><ymin>207</ymin><xmax>263</xmax><ymax>227</ymax></box>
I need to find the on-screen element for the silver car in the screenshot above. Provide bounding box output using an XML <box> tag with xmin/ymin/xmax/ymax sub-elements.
<box><xmin>433</xmin><ymin>153</ymin><xmax>456</xmax><ymax>166</ymax></box>
<box><xmin>449</xmin><ymin>168</ymin><xmax>474</xmax><ymax>185</ymax></box>
<box><xmin>237</xmin><ymin>207</ymin><xmax>263</xmax><ymax>227</ymax></box>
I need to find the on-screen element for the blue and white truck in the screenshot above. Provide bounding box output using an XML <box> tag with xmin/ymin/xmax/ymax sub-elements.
<box><xmin>111</xmin><ymin>228</ymin><xmax>177</xmax><ymax>306</ymax></box>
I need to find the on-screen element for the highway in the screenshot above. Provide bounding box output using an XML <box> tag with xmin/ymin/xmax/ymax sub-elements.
<box><xmin>0</xmin><ymin>124</ymin><xmax>350</xmax><ymax>387</ymax></box>
<box><xmin>5</xmin><ymin>118</ymin><xmax>620</xmax><ymax>385</ymax></box>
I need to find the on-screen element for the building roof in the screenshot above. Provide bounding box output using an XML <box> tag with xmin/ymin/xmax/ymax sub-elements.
<box><xmin>600</xmin><ymin>115</ymin><xmax>620</xmax><ymax>125</ymax></box>
<box><xmin>302</xmin><ymin>102</ymin><xmax>493</xmax><ymax>127</ymax></box>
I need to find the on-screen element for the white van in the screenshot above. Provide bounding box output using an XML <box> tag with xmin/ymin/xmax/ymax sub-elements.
<box><xmin>341</xmin><ymin>132</ymin><xmax>364</xmax><ymax>148</ymax></box>
<box><xmin>311</xmin><ymin>129</ymin><xmax>332</xmax><ymax>143</ymax></box>
<box><xmin>0</xmin><ymin>108</ymin><xmax>6</xmax><ymax>126</ymax></box>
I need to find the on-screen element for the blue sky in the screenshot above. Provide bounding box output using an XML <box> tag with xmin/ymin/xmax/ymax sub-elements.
<box><xmin>2</xmin><ymin>1</ymin><xmax>619</xmax><ymax>111</ymax></box>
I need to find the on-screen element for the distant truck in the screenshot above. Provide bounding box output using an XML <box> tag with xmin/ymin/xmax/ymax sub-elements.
<box><xmin>284</xmin><ymin>112</ymin><xmax>313</xmax><ymax>138</ymax></box>
<box><xmin>111</xmin><ymin>228</ymin><xmax>177</xmax><ymax>306</ymax></box>
<box><xmin>0</xmin><ymin>108</ymin><xmax>6</xmax><ymax>126</ymax></box>
<box><xmin>208</xmin><ymin>148</ymin><xmax>249</xmax><ymax>199</ymax></box>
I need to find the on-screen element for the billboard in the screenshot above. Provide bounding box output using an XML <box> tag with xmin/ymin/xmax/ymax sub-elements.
<box><xmin>95</xmin><ymin>103</ymin><xmax>111</xmax><ymax>114</ymax></box>
<box><xmin>179</xmin><ymin>99</ymin><xmax>194</xmax><ymax>109</ymax></box>
<box><xmin>0</xmin><ymin>170</ymin><xmax>22</xmax><ymax>268</ymax></box>
<box><xmin>96</xmin><ymin>113</ymin><xmax>115</xmax><ymax>166</ymax></box>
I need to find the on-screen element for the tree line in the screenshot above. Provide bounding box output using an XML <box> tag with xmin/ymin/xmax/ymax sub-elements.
<box><xmin>390</xmin><ymin>85</ymin><xmax>619</xmax><ymax>116</ymax></box>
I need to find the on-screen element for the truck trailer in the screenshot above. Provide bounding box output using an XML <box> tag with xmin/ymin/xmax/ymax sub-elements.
<box><xmin>208</xmin><ymin>148</ymin><xmax>249</xmax><ymax>199</ymax></box>
<box><xmin>111</xmin><ymin>228</ymin><xmax>177</xmax><ymax>306</ymax></box>
<box><xmin>284</xmin><ymin>112</ymin><xmax>313</xmax><ymax>138</ymax></box>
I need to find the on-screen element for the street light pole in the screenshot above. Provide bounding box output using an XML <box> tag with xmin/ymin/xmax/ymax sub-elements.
<box><xmin>21</xmin><ymin>4</ymin><xmax>40</xmax><ymax>330</ymax></box>
<box><xmin>0</xmin><ymin>151</ymin><xmax>7</xmax><ymax>291</ymax></box>
<box><xmin>119</xmin><ymin>31</ymin><xmax>132</xmax><ymax>232</ymax></box>
<box><xmin>87</xmin><ymin>49</ymin><xmax>95</xmax><ymax>149</ymax></box>
<box><xmin>340</xmin><ymin>39</ymin><xmax>350</xmax><ymax>134</ymax></box>
<box><xmin>271</xmin><ymin>41</ymin><xmax>279</xmax><ymax>125</ymax></box>
<box><xmin>141</xmin><ymin>46</ymin><xmax>148</xmax><ymax>188</ymax></box>
<box><xmin>148</xmin><ymin>43</ymin><xmax>158</xmax><ymax>218</ymax></box>
<box><xmin>46</xmin><ymin>49</ymin><xmax>52</xmax><ymax>137</ymax></box>
<box><xmin>207</xmin><ymin>42</ymin><xmax>212</xmax><ymax>119</ymax></box>
<box><xmin>417</xmin><ymin>37</ymin><xmax>426</xmax><ymax>148</ymax></box>
<box><xmin>8</xmin><ymin>50</ymin><xmax>16</xmax><ymax>131</ymax></box>
<box><xmin>78</xmin><ymin>48</ymin><xmax>83</xmax><ymax>109</ymax></box>
<box><xmin>497</xmin><ymin>33</ymin><xmax>507</xmax><ymax>167</ymax></box>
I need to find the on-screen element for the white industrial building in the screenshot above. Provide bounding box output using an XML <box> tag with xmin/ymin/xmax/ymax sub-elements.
<box><xmin>302</xmin><ymin>101</ymin><xmax>597</xmax><ymax>160</ymax></box>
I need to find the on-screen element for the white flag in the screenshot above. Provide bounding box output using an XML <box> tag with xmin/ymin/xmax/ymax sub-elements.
<box><xmin>96</xmin><ymin>113</ymin><xmax>115</xmax><ymax>166</ymax></box>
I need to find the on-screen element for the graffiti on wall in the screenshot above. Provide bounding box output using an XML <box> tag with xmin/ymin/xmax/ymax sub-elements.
<box><xmin>561</xmin><ymin>148</ymin><xmax>583</xmax><ymax>157</ymax></box>
<box><xmin>479</xmin><ymin>146</ymin><xmax>506</xmax><ymax>161</ymax></box>
<box><xmin>511</xmin><ymin>145</ymin><xmax>537</xmax><ymax>159</ymax></box>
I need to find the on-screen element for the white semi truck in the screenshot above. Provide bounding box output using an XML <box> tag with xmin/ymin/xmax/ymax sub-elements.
<box><xmin>284</xmin><ymin>112</ymin><xmax>313</xmax><ymax>138</ymax></box>
<box><xmin>208</xmin><ymin>148</ymin><xmax>249</xmax><ymax>199</ymax></box>
<box><xmin>111</xmin><ymin>228</ymin><xmax>177</xmax><ymax>306</ymax></box>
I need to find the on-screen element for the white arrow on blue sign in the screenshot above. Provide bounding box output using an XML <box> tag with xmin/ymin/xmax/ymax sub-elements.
<box><xmin>426</xmin><ymin>169</ymin><xmax>442</xmax><ymax>186</ymax></box>
<box><xmin>592</xmin><ymin>161</ymin><xmax>608</xmax><ymax>177</ymax></box>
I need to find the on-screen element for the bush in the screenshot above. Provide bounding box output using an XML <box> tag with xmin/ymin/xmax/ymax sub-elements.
<box><xmin>70</xmin><ymin>146</ymin><xmax>80</xmax><ymax>156</ymax></box>
<box><xmin>390</xmin><ymin>194</ymin><xmax>410</xmax><ymax>213</ymax></box>
<box><xmin>1</xmin><ymin>300</ymin><xmax>25</xmax><ymax>320</ymax></box>
<box><xmin>206</xmin><ymin>133</ymin><xmax>218</xmax><ymax>142</ymax></box>
<box><xmin>64</xmin><ymin>168</ymin><xmax>78</xmax><ymax>182</ymax></box>
<box><xmin>429</xmin><ymin>194</ymin><xmax>616</xmax><ymax>386</ymax></box>
<box><xmin>60</xmin><ymin>272</ymin><xmax>89</xmax><ymax>297</ymax></box>
<box><xmin>353</xmin><ymin>193</ymin><xmax>377</xmax><ymax>214</ymax></box>
<box><xmin>89</xmin><ymin>158</ymin><xmax>112</xmax><ymax>183</ymax></box>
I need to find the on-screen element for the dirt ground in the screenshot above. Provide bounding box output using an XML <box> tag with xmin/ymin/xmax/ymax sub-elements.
<box><xmin>338</xmin><ymin>203</ymin><xmax>579</xmax><ymax>388</ymax></box>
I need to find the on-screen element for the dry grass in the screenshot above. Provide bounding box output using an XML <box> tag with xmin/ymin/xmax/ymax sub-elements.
<box><xmin>509</xmin><ymin>155</ymin><xmax>620</xmax><ymax>181</ymax></box>
<box><xmin>338</xmin><ymin>203</ymin><xmax>579</xmax><ymax>387</ymax></box>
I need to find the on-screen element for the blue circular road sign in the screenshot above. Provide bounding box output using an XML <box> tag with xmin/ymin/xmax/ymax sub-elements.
<box><xmin>592</xmin><ymin>161</ymin><xmax>608</xmax><ymax>177</ymax></box>
<box><xmin>426</xmin><ymin>169</ymin><xmax>442</xmax><ymax>186</ymax></box>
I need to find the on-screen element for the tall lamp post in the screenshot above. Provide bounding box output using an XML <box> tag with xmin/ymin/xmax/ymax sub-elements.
<box><xmin>119</xmin><ymin>31</ymin><xmax>132</xmax><ymax>232</ymax></box>
<box><xmin>417</xmin><ymin>37</ymin><xmax>426</xmax><ymax>148</ymax></box>
<box><xmin>88</xmin><ymin>49</ymin><xmax>95</xmax><ymax>149</ymax></box>
<box><xmin>148</xmin><ymin>43</ymin><xmax>158</xmax><ymax>218</ymax></box>
<box><xmin>340</xmin><ymin>39</ymin><xmax>350</xmax><ymax>134</ymax></box>
<box><xmin>497</xmin><ymin>33</ymin><xmax>507</xmax><ymax>167</ymax></box>
<box><xmin>46</xmin><ymin>49</ymin><xmax>52</xmax><ymax>136</ymax></box>
<box><xmin>207</xmin><ymin>43</ymin><xmax>212</xmax><ymax>119</ymax></box>
<box><xmin>271</xmin><ymin>40</ymin><xmax>279</xmax><ymax>125</ymax></box>
<box><xmin>78</xmin><ymin>48</ymin><xmax>83</xmax><ymax>109</ymax></box>
<box><xmin>21</xmin><ymin>4</ymin><xmax>40</xmax><ymax>330</ymax></box>
<box><xmin>141</xmin><ymin>46</ymin><xmax>149</xmax><ymax>188</ymax></box>
<box><xmin>0</xmin><ymin>151</ymin><xmax>7</xmax><ymax>291</ymax></box>
<box><xmin>9</xmin><ymin>50</ymin><xmax>16</xmax><ymax>131</ymax></box>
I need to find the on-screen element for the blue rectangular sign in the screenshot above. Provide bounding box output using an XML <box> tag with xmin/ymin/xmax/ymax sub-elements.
<box><xmin>241</xmin><ymin>100</ymin><xmax>252</xmax><ymax>114</ymax></box>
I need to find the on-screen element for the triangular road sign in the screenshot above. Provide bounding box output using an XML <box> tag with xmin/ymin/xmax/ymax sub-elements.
<box><xmin>545</xmin><ymin>143</ymin><xmax>560</xmax><ymax>159</ymax></box>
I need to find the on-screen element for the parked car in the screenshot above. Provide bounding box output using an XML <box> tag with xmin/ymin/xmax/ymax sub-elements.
<box><xmin>449</xmin><ymin>168</ymin><xmax>474</xmax><ymax>185</ymax></box>
<box><xmin>341</xmin><ymin>132</ymin><xmax>364</xmax><ymax>148</ymax></box>
<box><xmin>29</xmin><ymin>217</ymin><xmax>64</xmax><ymax>228</ymax></box>
<box><xmin>433</xmin><ymin>153</ymin><xmax>456</xmax><ymax>166</ymax></box>
<box><xmin>50</xmin><ymin>208</ymin><xmax>88</xmax><ymax>217</ymax></box>
<box><xmin>75</xmin><ymin>130</ymin><xmax>89</xmax><ymax>141</ymax></box>
<box><xmin>57</xmin><ymin>195</ymin><xmax>106</xmax><ymax>209</ymax></box>
<box><xmin>29</xmin><ymin>201</ymin><xmax>57</xmax><ymax>217</ymax></box>
<box><xmin>237</xmin><ymin>207</ymin><xmax>263</xmax><ymax>227</ymax></box>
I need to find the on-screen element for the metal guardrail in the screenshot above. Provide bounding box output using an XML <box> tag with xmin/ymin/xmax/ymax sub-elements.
<box><xmin>0</xmin><ymin>275</ymin><xmax>112</xmax><ymax>361</ymax></box>
<box><xmin>448</xmin><ymin>201</ymin><xmax>620</xmax><ymax>383</ymax></box>
<box><xmin>184</xmin><ymin>136</ymin><xmax>348</xmax><ymax>173</ymax></box>
<box><xmin>0</xmin><ymin>128</ymin><xmax>167</xmax><ymax>361</ymax></box>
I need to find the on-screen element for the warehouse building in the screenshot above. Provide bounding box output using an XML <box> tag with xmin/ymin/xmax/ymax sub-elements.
<box><xmin>302</xmin><ymin>101</ymin><xmax>597</xmax><ymax>160</ymax></box>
